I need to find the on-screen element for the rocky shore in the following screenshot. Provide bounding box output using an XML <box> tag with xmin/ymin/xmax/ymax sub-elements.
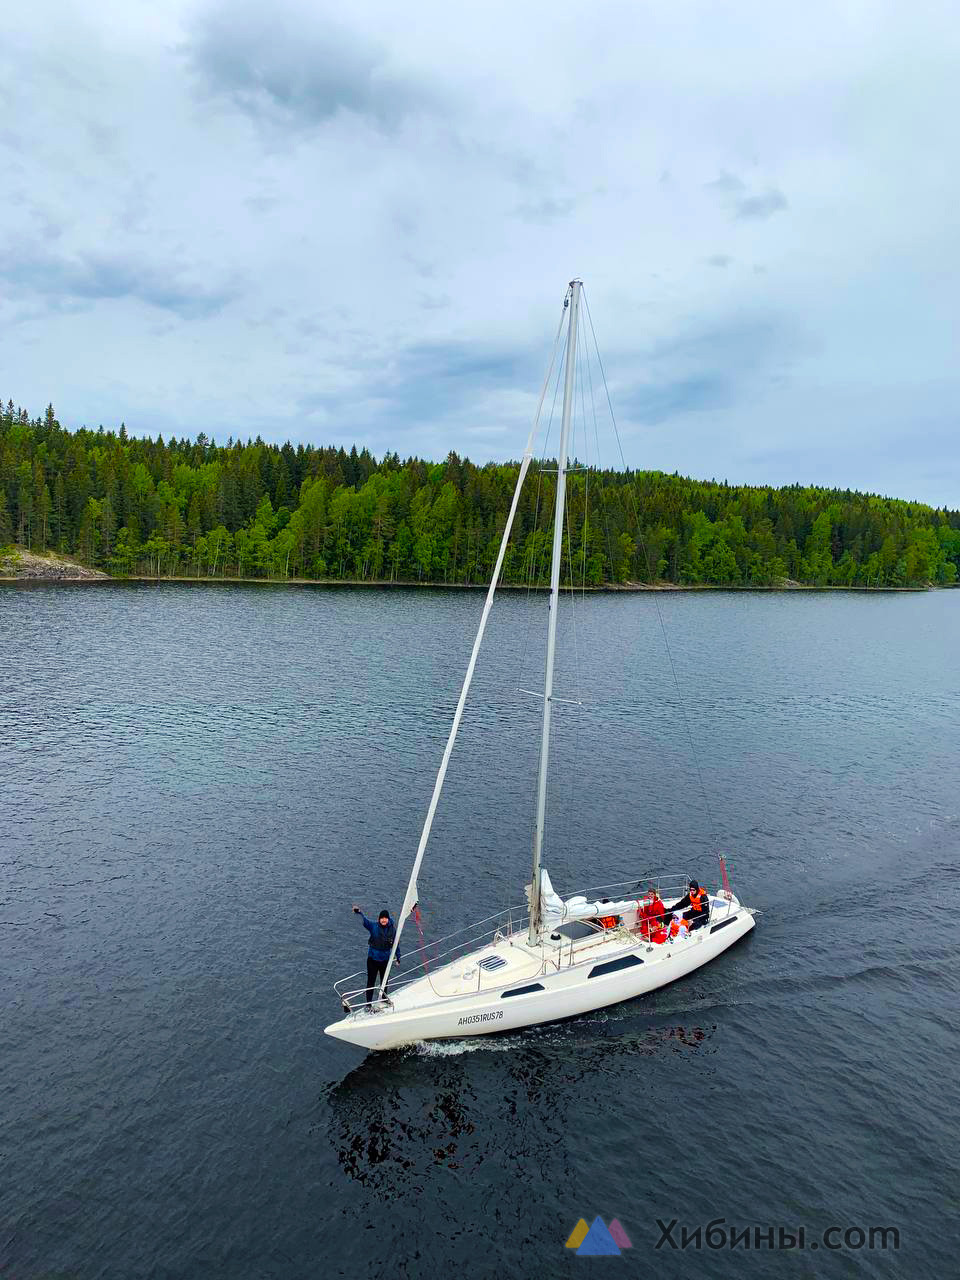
<box><xmin>0</xmin><ymin>548</ymin><xmax>109</xmax><ymax>581</ymax></box>
<box><xmin>0</xmin><ymin>552</ymin><xmax>942</xmax><ymax>591</ymax></box>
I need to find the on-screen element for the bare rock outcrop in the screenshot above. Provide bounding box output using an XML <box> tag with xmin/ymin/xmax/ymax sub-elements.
<box><xmin>0</xmin><ymin>549</ymin><xmax>109</xmax><ymax>580</ymax></box>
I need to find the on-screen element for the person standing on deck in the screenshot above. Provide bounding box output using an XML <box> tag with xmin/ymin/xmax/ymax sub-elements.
<box><xmin>352</xmin><ymin>906</ymin><xmax>400</xmax><ymax>1004</ymax></box>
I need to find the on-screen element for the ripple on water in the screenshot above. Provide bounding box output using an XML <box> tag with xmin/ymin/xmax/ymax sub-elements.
<box><xmin>1</xmin><ymin>584</ymin><xmax>958</xmax><ymax>1278</ymax></box>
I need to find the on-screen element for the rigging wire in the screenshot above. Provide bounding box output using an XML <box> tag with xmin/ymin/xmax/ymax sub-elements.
<box><xmin>515</xmin><ymin>330</ymin><xmax>566</xmax><ymax>695</ymax></box>
<box><xmin>581</xmin><ymin>287</ymin><xmax>722</xmax><ymax>857</ymax></box>
<box><xmin>553</xmin><ymin>314</ymin><xmax>589</xmax><ymax>848</ymax></box>
<box><xmin>565</xmin><ymin>313</ymin><xmax>588</xmax><ymax>709</ymax></box>
<box><xmin>582</xmin><ymin>302</ymin><xmax>621</xmax><ymax>597</ymax></box>
<box><xmin>408</xmin><ymin>291</ymin><xmax>568</xmax><ymax>949</ymax></box>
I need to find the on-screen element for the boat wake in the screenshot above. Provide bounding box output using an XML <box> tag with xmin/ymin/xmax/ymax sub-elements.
<box><xmin>411</xmin><ymin>1037</ymin><xmax>520</xmax><ymax>1057</ymax></box>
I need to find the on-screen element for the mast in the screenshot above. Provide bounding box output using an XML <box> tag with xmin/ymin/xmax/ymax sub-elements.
<box><xmin>528</xmin><ymin>278</ymin><xmax>581</xmax><ymax>943</ymax></box>
<box><xmin>377</xmin><ymin>297</ymin><xmax>569</xmax><ymax>997</ymax></box>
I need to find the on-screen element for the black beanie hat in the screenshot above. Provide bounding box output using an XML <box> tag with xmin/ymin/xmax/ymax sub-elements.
<box><xmin>378</xmin><ymin>909</ymin><xmax>390</xmax><ymax>920</ymax></box>
<box><xmin>689</xmin><ymin>880</ymin><xmax>700</xmax><ymax>890</ymax></box>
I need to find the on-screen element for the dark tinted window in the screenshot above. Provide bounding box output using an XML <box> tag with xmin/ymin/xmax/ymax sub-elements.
<box><xmin>710</xmin><ymin>915</ymin><xmax>739</xmax><ymax>934</ymax></box>
<box><xmin>588</xmin><ymin>954</ymin><xmax>644</xmax><ymax>978</ymax></box>
<box><xmin>554</xmin><ymin>921</ymin><xmax>599</xmax><ymax>940</ymax></box>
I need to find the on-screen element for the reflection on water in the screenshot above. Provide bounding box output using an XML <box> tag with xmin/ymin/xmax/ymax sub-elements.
<box><xmin>325</xmin><ymin>1020</ymin><xmax>721</xmax><ymax>1185</ymax></box>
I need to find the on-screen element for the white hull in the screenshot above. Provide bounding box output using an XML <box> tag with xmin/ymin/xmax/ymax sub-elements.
<box><xmin>325</xmin><ymin>898</ymin><xmax>755</xmax><ymax>1052</ymax></box>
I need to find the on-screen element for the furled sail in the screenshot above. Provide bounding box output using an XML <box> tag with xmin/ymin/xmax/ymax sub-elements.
<box><xmin>528</xmin><ymin>868</ymin><xmax>642</xmax><ymax>925</ymax></box>
<box><xmin>525</xmin><ymin>867</ymin><xmax>565</xmax><ymax>919</ymax></box>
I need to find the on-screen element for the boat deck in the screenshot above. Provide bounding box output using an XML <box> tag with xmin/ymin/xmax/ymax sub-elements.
<box><xmin>388</xmin><ymin>922</ymin><xmax>647</xmax><ymax>1009</ymax></box>
<box><xmin>334</xmin><ymin>892</ymin><xmax>741</xmax><ymax>1016</ymax></box>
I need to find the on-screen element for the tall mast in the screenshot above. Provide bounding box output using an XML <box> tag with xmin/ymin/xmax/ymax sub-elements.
<box><xmin>528</xmin><ymin>278</ymin><xmax>581</xmax><ymax>943</ymax></box>
<box><xmin>377</xmin><ymin>296</ymin><xmax>569</xmax><ymax>997</ymax></box>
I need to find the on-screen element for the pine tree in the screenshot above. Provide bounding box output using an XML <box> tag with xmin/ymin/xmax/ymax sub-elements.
<box><xmin>53</xmin><ymin>473</ymin><xmax>65</xmax><ymax>549</ymax></box>
<box><xmin>99</xmin><ymin>496</ymin><xmax>116</xmax><ymax>564</ymax></box>
<box><xmin>0</xmin><ymin>488</ymin><xmax>12</xmax><ymax>545</ymax></box>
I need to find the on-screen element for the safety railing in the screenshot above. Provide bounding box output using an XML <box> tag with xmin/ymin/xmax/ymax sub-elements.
<box><xmin>333</xmin><ymin>902</ymin><xmax>532</xmax><ymax>1012</ymax></box>
<box><xmin>571</xmin><ymin>874</ymin><xmax>692</xmax><ymax>905</ymax></box>
<box><xmin>570</xmin><ymin>874</ymin><xmax>737</xmax><ymax>920</ymax></box>
<box><xmin>332</xmin><ymin>872</ymin><xmax>736</xmax><ymax>1013</ymax></box>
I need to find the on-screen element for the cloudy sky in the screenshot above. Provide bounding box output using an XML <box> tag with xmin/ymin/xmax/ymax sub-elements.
<box><xmin>1</xmin><ymin>0</ymin><xmax>958</xmax><ymax>504</ymax></box>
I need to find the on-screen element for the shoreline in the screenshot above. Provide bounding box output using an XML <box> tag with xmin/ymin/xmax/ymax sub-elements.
<box><xmin>0</xmin><ymin>571</ymin><xmax>944</xmax><ymax>593</ymax></box>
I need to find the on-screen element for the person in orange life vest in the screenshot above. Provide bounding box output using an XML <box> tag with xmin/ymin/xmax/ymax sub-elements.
<box><xmin>667</xmin><ymin>879</ymin><xmax>710</xmax><ymax>931</ymax></box>
<box><xmin>638</xmin><ymin>890</ymin><xmax>665</xmax><ymax>939</ymax></box>
<box><xmin>650</xmin><ymin>923</ymin><xmax>668</xmax><ymax>944</ymax></box>
<box><xmin>593</xmin><ymin>898</ymin><xmax>620</xmax><ymax>929</ymax></box>
<box><xmin>667</xmin><ymin>912</ymin><xmax>689</xmax><ymax>942</ymax></box>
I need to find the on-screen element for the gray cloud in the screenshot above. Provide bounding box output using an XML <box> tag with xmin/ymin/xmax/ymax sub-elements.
<box><xmin>185</xmin><ymin>2</ymin><xmax>439</xmax><ymax>129</ymax></box>
<box><xmin>706</xmin><ymin>170</ymin><xmax>788</xmax><ymax>221</ymax></box>
<box><xmin>615</xmin><ymin>313</ymin><xmax>805</xmax><ymax>426</ymax></box>
<box><xmin>705</xmin><ymin>170</ymin><xmax>746</xmax><ymax>195</ymax></box>
<box><xmin>514</xmin><ymin>196</ymin><xmax>576</xmax><ymax>224</ymax></box>
<box><xmin>1</xmin><ymin>1</ymin><xmax>959</xmax><ymax>505</ymax></box>
<box><xmin>735</xmin><ymin>188</ymin><xmax>788</xmax><ymax>220</ymax></box>
<box><xmin>0</xmin><ymin>241</ymin><xmax>241</xmax><ymax>319</ymax></box>
<box><xmin>282</xmin><ymin>332</ymin><xmax>561</xmax><ymax>464</ymax></box>
<box><xmin>0</xmin><ymin>126</ymin><xmax>24</xmax><ymax>154</ymax></box>
<box><xmin>621</xmin><ymin>373</ymin><xmax>733</xmax><ymax>423</ymax></box>
<box><xmin>649</xmin><ymin>314</ymin><xmax>801</xmax><ymax>370</ymax></box>
<box><xmin>416</xmin><ymin>291</ymin><xmax>451</xmax><ymax>311</ymax></box>
<box><xmin>300</xmin><ymin>338</ymin><xmax>538</xmax><ymax>428</ymax></box>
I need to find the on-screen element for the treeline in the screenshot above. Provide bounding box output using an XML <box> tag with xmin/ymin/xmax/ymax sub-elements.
<box><xmin>2</xmin><ymin>400</ymin><xmax>959</xmax><ymax>587</ymax></box>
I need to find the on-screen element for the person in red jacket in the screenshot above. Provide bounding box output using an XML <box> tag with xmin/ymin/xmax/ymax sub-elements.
<box><xmin>638</xmin><ymin>890</ymin><xmax>665</xmax><ymax>939</ymax></box>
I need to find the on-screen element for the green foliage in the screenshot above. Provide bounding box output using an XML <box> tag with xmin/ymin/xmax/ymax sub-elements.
<box><xmin>0</xmin><ymin>487</ymin><xmax>12</xmax><ymax>545</ymax></box>
<box><xmin>1</xmin><ymin>398</ymin><xmax>958</xmax><ymax>587</ymax></box>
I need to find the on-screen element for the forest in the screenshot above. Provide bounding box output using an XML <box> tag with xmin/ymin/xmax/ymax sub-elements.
<box><xmin>2</xmin><ymin>400</ymin><xmax>959</xmax><ymax>588</ymax></box>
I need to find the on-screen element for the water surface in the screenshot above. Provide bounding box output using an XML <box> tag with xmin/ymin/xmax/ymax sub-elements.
<box><xmin>2</xmin><ymin>584</ymin><xmax>958</xmax><ymax>1278</ymax></box>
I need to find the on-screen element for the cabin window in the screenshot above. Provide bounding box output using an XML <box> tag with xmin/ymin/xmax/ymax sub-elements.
<box><xmin>710</xmin><ymin>915</ymin><xmax>738</xmax><ymax>934</ymax></box>
<box><xmin>588</xmin><ymin>954</ymin><xmax>644</xmax><ymax>978</ymax></box>
<box><xmin>501</xmin><ymin>983</ymin><xmax>545</xmax><ymax>998</ymax></box>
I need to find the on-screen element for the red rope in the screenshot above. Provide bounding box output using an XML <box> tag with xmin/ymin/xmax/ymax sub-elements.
<box><xmin>718</xmin><ymin>854</ymin><xmax>733</xmax><ymax>900</ymax></box>
<box><xmin>413</xmin><ymin>904</ymin><xmax>430</xmax><ymax>971</ymax></box>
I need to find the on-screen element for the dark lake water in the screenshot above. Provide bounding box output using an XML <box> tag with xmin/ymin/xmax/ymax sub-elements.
<box><xmin>2</xmin><ymin>583</ymin><xmax>958</xmax><ymax>1278</ymax></box>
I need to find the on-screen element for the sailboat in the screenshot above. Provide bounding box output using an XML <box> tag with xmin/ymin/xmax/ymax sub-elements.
<box><xmin>324</xmin><ymin>279</ymin><xmax>755</xmax><ymax>1052</ymax></box>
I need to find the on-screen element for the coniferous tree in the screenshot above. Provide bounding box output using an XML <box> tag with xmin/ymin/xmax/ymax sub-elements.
<box><xmin>0</xmin><ymin>488</ymin><xmax>12</xmax><ymax>545</ymax></box>
<box><xmin>0</xmin><ymin>396</ymin><xmax>956</xmax><ymax>585</ymax></box>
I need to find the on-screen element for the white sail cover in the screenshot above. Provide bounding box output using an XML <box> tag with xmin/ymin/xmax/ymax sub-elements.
<box><xmin>525</xmin><ymin>867</ymin><xmax>565</xmax><ymax>918</ymax></box>
<box><xmin>527</xmin><ymin>869</ymin><xmax>641</xmax><ymax>927</ymax></box>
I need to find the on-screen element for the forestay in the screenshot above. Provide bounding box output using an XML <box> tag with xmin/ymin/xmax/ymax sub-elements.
<box><xmin>378</xmin><ymin>300</ymin><xmax>569</xmax><ymax>995</ymax></box>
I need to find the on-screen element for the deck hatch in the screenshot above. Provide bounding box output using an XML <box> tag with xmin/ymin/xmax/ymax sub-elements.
<box><xmin>554</xmin><ymin>920</ymin><xmax>598</xmax><ymax>940</ymax></box>
<box><xmin>588</xmin><ymin>954</ymin><xmax>644</xmax><ymax>978</ymax></box>
<box><xmin>478</xmin><ymin>954</ymin><xmax>508</xmax><ymax>972</ymax></box>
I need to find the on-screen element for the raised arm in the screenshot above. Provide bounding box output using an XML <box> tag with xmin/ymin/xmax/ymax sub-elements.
<box><xmin>352</xmin><ymin>905</ymin><xmax>374</xmax><ymax>934</ymax></box>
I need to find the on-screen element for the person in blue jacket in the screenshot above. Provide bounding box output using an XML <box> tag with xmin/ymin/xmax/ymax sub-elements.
<box><xmin>352</xmin><ymin>905</ymin><xmax>400</xmax><ymax>1004</ymax></box>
